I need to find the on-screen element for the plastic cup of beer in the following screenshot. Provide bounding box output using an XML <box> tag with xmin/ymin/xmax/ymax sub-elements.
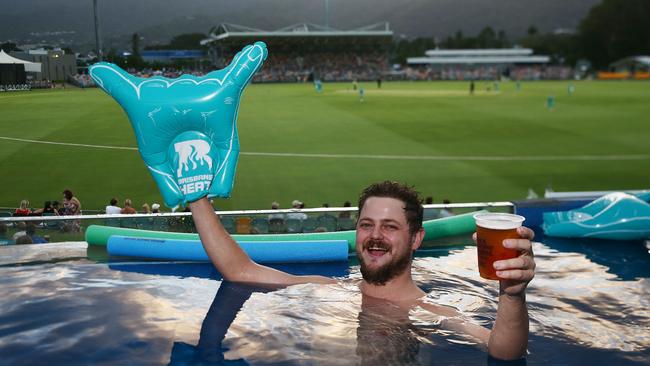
<box><xmin>473</xmin><ymin>213</ymin><xmax>525</xmax><ymax>280</ymax></box>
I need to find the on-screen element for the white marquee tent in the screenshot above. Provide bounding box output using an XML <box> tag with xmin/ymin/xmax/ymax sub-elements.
<box><xmin>0</xmin><ymin>49</ymin><xmax>41</xmax><ymax>72</ymax></box>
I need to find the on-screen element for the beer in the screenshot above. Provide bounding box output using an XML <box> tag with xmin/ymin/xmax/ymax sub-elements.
<box><xmin>473</xmin><ymin>213</ymin><xmax>525</xmax><ymax>280</ymax></box>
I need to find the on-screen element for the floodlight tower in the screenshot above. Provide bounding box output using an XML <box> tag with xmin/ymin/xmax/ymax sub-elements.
<box><xmin>93</xmin><ymin>0</ymin><xmax>103</xmax><ymax>61</ymax></box>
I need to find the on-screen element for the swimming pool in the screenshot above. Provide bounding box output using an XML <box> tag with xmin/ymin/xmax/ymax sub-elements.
<box><xmin>1</xmin><ymin>235</ymin><xmax>648</xmax><ymax>365</ymax></box>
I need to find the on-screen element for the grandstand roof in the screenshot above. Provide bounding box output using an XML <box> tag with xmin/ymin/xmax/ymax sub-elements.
<box><xmin>425</xmin><ymin>48</ymin><xmax>533</xmax><ymax>57</ymax></box>
<box><xmin>610</xmin><ymin>55</ymin><xmax>650</xmax><ymax>71</ymax></box>
<box><xmin>201</xmin><ymin>22</ymin><xmax>393</xmax><ymax>45</ymax></box>
<box><xmin>408</xmin><ymin>56</ymin><xmax>551</xmax><ymax>65</ymax></box>
<box><xmin>408</xmin><ymin>48</ymin><xmax>550</xmax><ymax>66</ymax></box>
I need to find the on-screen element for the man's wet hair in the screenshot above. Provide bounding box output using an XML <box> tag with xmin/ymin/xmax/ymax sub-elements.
<box><xmin>358</xmin><ymin>181</ymin><xmax>424</xmax><ymax>236</ymax></box>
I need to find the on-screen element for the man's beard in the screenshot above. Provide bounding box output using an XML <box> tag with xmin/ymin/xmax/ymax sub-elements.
<box><xmin>359</xmin><ymin>239</ymin><xmax>412</xmax><ymax>286</ymax></box>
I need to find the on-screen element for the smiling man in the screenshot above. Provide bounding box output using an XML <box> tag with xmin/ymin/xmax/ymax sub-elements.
<box><xmin>190</xmin><ymin>180</ymin><xmax>536</xmax><ymax>361</ymax></box>
<box><xmin>355</xmin><ymin>183</ymin><xmax>429</xmax><ymax>301</ymax></box>
<box><xmin>91</xmin><ymin>41</ymin><xmax>534</xmax><ymax>361</ymax></box>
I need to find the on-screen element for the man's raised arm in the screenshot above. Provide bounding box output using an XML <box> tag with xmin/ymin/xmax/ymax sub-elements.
<box><xmin>190</xmin><ymin>198</ymin><xmax>335</xmax><ymax>285</ymax></box>
<box><xmin>486</xmin><ymin>226</ymin><xmax>535</xmax><ymax>360</ymax></box>
<box><xmin>91</xmin><ymin>42</ymin><xmax>335</xmax><ymax>286</ymax></box>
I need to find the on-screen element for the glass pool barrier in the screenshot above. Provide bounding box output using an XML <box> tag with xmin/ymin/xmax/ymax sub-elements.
<box><xmin>0</xmin><ymin>202</ymin><xmax>514</xmax><ymax>244</ymax></box>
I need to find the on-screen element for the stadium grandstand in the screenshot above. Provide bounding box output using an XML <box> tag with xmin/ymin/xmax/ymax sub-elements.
<box><xmin>200</xmin><ymin>23</ymin><xmax>393</xmax><ymax>82</ymax></box>
<box><xmin>598</xmin><ymin>55</ymin><xmax>650</xmax><ymax>80</ymax></box>
<box><xmin>140</xmin><ymin>50</ymin><xmax>206</xmax><ymax>64</ymax></box>
<box><xmin>405</xmin><ymin>48</ymin><xmax>571</xmax><ymax>81</ymax></box>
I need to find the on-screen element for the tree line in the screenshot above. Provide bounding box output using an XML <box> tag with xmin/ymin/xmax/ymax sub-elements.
<box><xmin>394</xmin><ymin>0</ymin><xmax>650</xmax><ymax>70</ymax></box>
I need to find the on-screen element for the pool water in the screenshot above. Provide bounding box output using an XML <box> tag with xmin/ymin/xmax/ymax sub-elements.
<box><xmin>0</xmin><ymin>235</ymin><xmax>649</xmax><ymax>365</ymax></box>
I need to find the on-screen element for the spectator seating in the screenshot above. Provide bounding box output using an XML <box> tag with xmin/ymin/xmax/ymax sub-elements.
<box><xmin>285</xmin><ymin>218</ymin><xmax>303</xmax><ymax>233</ymax></box>
<box><xmin>423</xmin><ymin>208</ymin><xmax>440</xmax><ymax>221</ymax></box>
<box><xmin>135</xmin><ymin>216</ymin><xmax>154</xmax><ymax>230</ymax></box>
<box><xmin>104</xmin><ymin>217</ymin><xmax>121</xmax><ymax>228</ymax></box>
<box><xmin>316</xmin><ymin>214</ymin><xmax>338</xmax><ymax>232</ymax></box>
<box><xmin>251</xmin><ymin>218</ymin><xmax>270</xmax><ymax>234</ymax></box>
<box><xmin>337</xmin><ymin>217</ymin><xmax>356</xmax><ymax>231</ymax></box>
<box><xmin>220</xmin><ymin>217</ymin><xmax>236</xmax><ymax>234</ymax></box>
<box><xmin>301</xmin><ymin>217</ymin><xmax>319</xmax><ymax>233</ymax></box>
<box><xmin>268</xmin><ymin>218</ymin><xmax>286</xmax><ymax>234</ymax></box>
<box><xmin>120</xmin><ymin>218</ymin><xmax>139</xmax><ymax>229</ymax></box>
<box><xmin>235</xmin><ymin>217</ymin><xmax>253</xmax><ymax>234</ymax></box>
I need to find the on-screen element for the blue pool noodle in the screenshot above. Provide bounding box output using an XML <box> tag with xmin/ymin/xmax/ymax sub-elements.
<box><xmin>107</xmin><ymin>236</ymin><xmax>350</xmax><ymax>263</ymax></box>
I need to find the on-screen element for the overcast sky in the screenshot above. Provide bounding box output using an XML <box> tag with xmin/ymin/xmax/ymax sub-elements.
<box><xmin>0</xmin><ymin>0</ymin><xmax>600</xmax><ymax>49</ymax></box>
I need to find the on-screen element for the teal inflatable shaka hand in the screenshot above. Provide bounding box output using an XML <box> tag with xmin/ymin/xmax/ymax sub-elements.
<box><xmin>90</xmin><ymin>42</ymin><xmax>267</xmax><ymax>208</ymax></box>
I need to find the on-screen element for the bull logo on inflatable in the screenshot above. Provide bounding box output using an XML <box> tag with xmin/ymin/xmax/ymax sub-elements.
<box><xmin>174</xmin><ymin>139</ymin><xmax>213</xmax><ymax>178</ymax></box>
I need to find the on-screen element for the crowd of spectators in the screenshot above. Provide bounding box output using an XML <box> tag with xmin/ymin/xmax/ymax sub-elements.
<box><xmin>402</xmin><ymin>65</ymin><xmax>574</xmax><ymax>81</ymax></box>
<box><xmin>69</xmin><ymin>74</ymin><xmax>94</xmax><ymax>88</ymax></box>
<box><xmin>104</xmin><ymin>198</ymin><xmax>162</xmax><ymax>215</ymax></box>
<box><xmin>403</xmin><ymin>66</ymin><xmax>500</xmax><ymax>81</ymax></box>
<box><xmin>127</xmin><ymin>67</ymin><xmax>207</xmax><ymax>79</ymax></box>
<box><xmin>66</xmin><ymin>68</ymin><xmax>206</xmax><ymax>90</ymax></box>
<box><xmin>251</xmin><ymin>195</ymin><xmax>454</xmax><ymax>234</ymax></box>
<box><xmin>271</xmin><ymin>52</ymin><xmax>386</xmax><ymax>82</ymax></box>
<box><xmin>1</xmin><ymin>191</ymin><xmax>169</xmax><ymax>245</ymax></box>
<box><xmin>30</xmin><ymin>79</ymin><xmax>54</xmax><ymax>89</ymax></box>
<box><xmin>12</xmin><ymin>222</ymin><xmax>48</xmax><ymax>244</ymax></box>
<box><xmin>211</xmin><ymin>52</ymin><xmax>390</xmax><ymax>83</ymax></box>
<box><xmin>254</xmin><ymin>199</ymin><xmax>357</xmax><ymax>234</ymax></box>
<box><xmin>509</xmin><ymin>66</ymin><xmax>573</xmax><ymax>81</ymax></box>
<box><xmin>1</xmin><ymin>193</ymin><xmax>459</xmax><ymax>243</ymax></box>
<box><xmin>6</xmin><ymin>189</ymin><xmax>82</xmax><ymax>238</ymax></box>
<box><xmin>61</xmin><ymin>56</ymin><xmax>573</xmax><ymax>88</ymax></box>
<box><xmin>12</xmin><ymin>198</ymin><xmax>69</xmax><ymax>218</ymax></box>
<box><xmin>62</xmin><ymin>52</ymin><xmax>389</xmax><ymax>85</ymax></box>
<box><xmin>3</xmin><ymin>193</ymin><xmax>72</xmax><ymax>244</ymax></box>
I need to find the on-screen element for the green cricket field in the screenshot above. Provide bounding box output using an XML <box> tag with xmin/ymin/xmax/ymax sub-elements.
<box><xmin>1</xmin><ymin>80</ymin><xmax>648</xmax><ymax>211</ymax></box>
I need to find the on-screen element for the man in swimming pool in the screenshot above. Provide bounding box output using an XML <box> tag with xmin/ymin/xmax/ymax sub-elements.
<box><xmin>190</xmin><ymin>180</ymin><xmax>535</xmax><ymax>361</ymax></box>
<box><xmin>90</xmin><ymin>43</ymin><xmax>533</xmax><ymax>360</ymax></box>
